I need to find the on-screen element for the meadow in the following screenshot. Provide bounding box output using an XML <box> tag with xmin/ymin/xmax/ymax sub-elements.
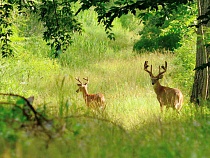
<box><xmin>0</xmin><ymin>9</ymin><xmax>210</xmax><ymax>158</ymax></box>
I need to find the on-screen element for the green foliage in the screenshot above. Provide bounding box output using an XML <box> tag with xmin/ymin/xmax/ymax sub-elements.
<box><xmin>57</xmin><ymin>9</ymin><xmax>135</xmax><ymax>67</ymax></box>
<box><xmin>0</xmin><ymin>96</ymin><xmax>30</xmax><ymax>144</ymax></box>
<box><xmin>134</xmin><ymin>33</ymin><xmax>182</xmax><ymax>52</ymax></box>
<box><xmin>38</xmin><ymin>0</ymin><xmax>82</xmax><ymax>57</ymax></box>
<box><xmin>0</xmin><ymin>0</ymin><xmax>196</xmax><ymax>58</ymax></box>
<box><xmin>0</xmin><ymin>1</ymin><xmax>14</xmax><ymax>57</ymax></box>
<box><xmin>0</xmin><ymin>2</ymin><xmax>209</xmax><ymax>158</ymax></box>
<box><xmin>133</xmin><ymin>38</ymin><xmax>158</xmax><ymax>52</ymax></box>
<box><xmin>1</xmin><ymin>0</ymin><xmax>83</xmax><ymax>58</ymax></box>
<box><xmin>17</xmin><ymin>12</ymin><xmax>44</xmax><ymax>38</ymax></box>
<box><xmin>158</xmin><ymin>33</ymin><xmax>182</xmax><ymax>51</ymax></box>
<box><xmin>173</xmin><ymin>35</ymin><xmax>196</xmax><ymax>95</ymax></box>
<box><xmin>93</xmin><ymin>0</ymin><xmax>194</xmax><ymax>37</ymax></box>
<box><xmin>134</xmin><ymin>4</ymin><xmax>197</xmax><ymax>52</ymax></box>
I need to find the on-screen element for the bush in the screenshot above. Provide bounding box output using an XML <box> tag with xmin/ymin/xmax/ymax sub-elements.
<box><xmin>172</xmin><ymin>34</ymin><xmax>196</xmax><ymax>95</ymax></box>
<box><xmin>157</xmin><ymin>32</ymin><xmax>182</xmax><ymax>51</ymax></box>
<box><xmin>133</xmin><ymin>38</ymin><xmax>158</xmax><ymax>52</ymax></box>
<box><xmin>133</xmin><ymin>32</ymin><xmax>182</xmax><ymax>52</ymax></box>
<box><xmin>133</xmin><ymin>4</ymin><xmax>196</xmax><ymax>53</ymax></box>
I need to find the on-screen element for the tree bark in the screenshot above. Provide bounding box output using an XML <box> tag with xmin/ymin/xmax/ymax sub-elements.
<box><xmin>206</xmin><ymin>1</ymin><xmax>210</xmax><ymax>100</ymax></box>
<box><xmin>191</xmin><ymin>0</ymin><xmax>209</xmax><ymax>103</ymax></box>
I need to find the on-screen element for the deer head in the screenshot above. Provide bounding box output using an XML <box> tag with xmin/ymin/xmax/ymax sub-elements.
<box><xmin>144</xmin><ymin>61</ymin><xmax>167</xmax><ymax>85</ymax></box>
<box><xmin>75</xmin><ymin>77</ymin><xmax>89</xmax><ymax>93</ymax></box>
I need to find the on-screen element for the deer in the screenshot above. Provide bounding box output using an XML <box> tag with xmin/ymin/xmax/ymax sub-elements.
<box><xmin>144</xmin><ymin>61</ymin><xmax>183</xmax><ymax>113</ymax></box>
<box><xmin>75</xmin><ymin>77</ymin><xmax>106</xmax><ymax>111</ymax></box>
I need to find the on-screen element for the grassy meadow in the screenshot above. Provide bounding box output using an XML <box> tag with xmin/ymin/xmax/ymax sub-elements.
<box><xmin>0</xmin><ymin>9</ymin><xmax>210</xmax><ymax>158</ymax></box>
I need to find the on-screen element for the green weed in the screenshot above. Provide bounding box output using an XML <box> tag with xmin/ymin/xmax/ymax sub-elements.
<box><xmin>0</xmin><ymin>8</ymin><xmax>209</xmax><ymax>158</ymax></box>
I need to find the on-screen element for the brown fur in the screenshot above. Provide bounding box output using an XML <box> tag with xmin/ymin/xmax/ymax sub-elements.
<box><xmin>76</xmin><ymin>78</ymin><xmax>106</xmax><ymax>111</ymax></box>
<box><xmin>153</xmin><ymin>80</ymin><xmax>183</xmax><ymax>112</ymax></box>
<box><xmin>144</xmin><ymin>61</ymin><xmax>183</xmax><ymax>113</ymax></box>
<box><xmin>85</xmin><ymin>93</ymin><xmax>105</xmax><ymax>108</ymax></box>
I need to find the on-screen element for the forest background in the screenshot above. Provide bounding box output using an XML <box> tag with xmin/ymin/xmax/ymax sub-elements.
<box><xmin>0</xmin><ymin>0</ymin><xmax>210</xmax><ymax>158</ymax></box>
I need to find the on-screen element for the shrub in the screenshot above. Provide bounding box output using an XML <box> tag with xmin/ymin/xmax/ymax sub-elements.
<box><xmin>133</xmin><ymin>38</ymin><xmax>158</xmax><ymax>52</ymax></box>
<box><xmin>157</xmin><ymin>32</ymin><xmax>182</xmax><ymax>51</ymax></box>
<box><xmin>133</xmin><ymin>3</ymin><xmax>196</xmax><ymax>53</ymax></box>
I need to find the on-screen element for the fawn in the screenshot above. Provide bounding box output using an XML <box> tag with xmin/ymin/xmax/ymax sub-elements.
<box><xmin>76</xmin><ymin>77</ymin><xmax>106</xmax><ymax>111</ymax></box>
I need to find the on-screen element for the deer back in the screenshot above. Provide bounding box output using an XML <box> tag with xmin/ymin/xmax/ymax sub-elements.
<box><xmin>154</xmin><ymin>83</ymin><xmax>183</xmax><ymax>110</ymax></box>
<box><xmin>86</xmin><ymin>93</ymin><xmax>105</xmax><ymax>106</ymax></box>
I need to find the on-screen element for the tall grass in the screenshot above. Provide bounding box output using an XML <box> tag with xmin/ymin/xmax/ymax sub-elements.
<box><xmin>0</xmin><ymin>8</ymin><xmax>209</xmax><ymax>158</ymax></box>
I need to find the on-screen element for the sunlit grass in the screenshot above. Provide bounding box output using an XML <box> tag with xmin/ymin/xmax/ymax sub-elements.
<box><xmin>1</xmin><ymin>51</ymin><xmax>209</xmax><ymax>157</ymax></box>
<box><xmin>56</xmin><ymin>52</ymin><xmax>186</xmax><ymax>130</ymax></box>
<box><xmin>1</xmin><ymin>8</ymin><xmax>209</xmax><ymax>158</ymax></box>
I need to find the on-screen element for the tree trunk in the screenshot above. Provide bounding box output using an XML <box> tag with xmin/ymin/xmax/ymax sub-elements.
<box><xmin>191</xmin><ymin>0</ymin><xmax>209</xmax><ymax>103</ymax></box>
<box><xmin>206</xmin><ymin>2</ymin><xmax>210</xmax><ymax>100</ymax></box>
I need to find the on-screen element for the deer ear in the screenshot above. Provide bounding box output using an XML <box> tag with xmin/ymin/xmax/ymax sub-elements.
<box><xmin>159</xmin><ymin>75</ymin><xmax>163</xmax><ymax>79</ymax></box>
<box><xmin>77</xmin><ymin>83</ymin><xmax>82</xmax><ymax>86</ymax></box>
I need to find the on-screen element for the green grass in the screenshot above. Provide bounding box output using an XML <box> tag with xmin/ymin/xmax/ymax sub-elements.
<box><xmin>0</xmin><ymin>9</ymin><xmax>209</xmax><ymax>158</ymax></box>
<box><xmin>1</xmin><ymin>49</ymin><xmax>209</xmax><ymax>158</ymax></box>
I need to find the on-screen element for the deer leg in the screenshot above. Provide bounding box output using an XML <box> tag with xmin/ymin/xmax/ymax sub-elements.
<box><xmin>160</xmin><ymin>104</ymin><xmax>164</xmax><ymax>113</ymax></box>
<box><xmin>158</xmin><ymin>99</ymin><xmax>164</xmax><ymax>113</ymax></box>
<box><xmin>100</xmin><ymin>103</ymin><xmax>106</xmax><ymax>112</ymax></box>
<box><xmin>175</xmin><ymin>103</ymin><xmax>182</xmax><ymax>114</ymax></box>
<box><xmin>86</xmin><ymin>100</ymin><xmax>90</xmax><ymax>107</ymax></box>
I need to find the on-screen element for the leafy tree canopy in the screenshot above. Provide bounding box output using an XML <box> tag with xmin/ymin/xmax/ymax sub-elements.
<box><xmin>0</xmin><ymin>0</ymin><xmax>196</xmax><ymax>57</ymax></box>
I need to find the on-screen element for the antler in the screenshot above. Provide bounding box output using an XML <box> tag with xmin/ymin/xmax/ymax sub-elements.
<box><xmin>83</xmin><ymin>77</ymin><xmax>89</xmax><ymax>84</ymax></box>
<box><xmin>75</xmin><ymin>77</ymin><xmax>82</xmax><ymax>84</ymax></box>
<box><xmin>158</xmin><ymin>61</ymin><xmax>167</xmax><ymax>76</ymax></box>
<box><xmin>144</xmin><ymin>61</ymin><xmax>153</xmax><ymax>76</ymax></box>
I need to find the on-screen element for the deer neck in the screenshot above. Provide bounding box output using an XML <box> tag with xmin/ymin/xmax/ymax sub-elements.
<box><xmin>153</xmin><ymin>80</ymin><xmax>163</xmax><ymax>94</ymax></box>
<box><xmin>81</xmin><ymin>88</ymin><xmax>89</xmax><ymax>100</ymax></box>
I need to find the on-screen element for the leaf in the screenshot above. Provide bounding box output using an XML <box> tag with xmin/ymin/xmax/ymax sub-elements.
<box><xmin>16</xmin><ymin>98</ymin><xmax>26</xmax><ymax>105</ymax></box>
<box><xmin>114</xmin><ymin>1</ymin><xmax>123</xmax><ymax>5</ymax></box>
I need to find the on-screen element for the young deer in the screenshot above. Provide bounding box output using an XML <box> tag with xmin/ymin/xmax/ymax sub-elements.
<box><xmin>144</xmin><ymin>61</ymin><xmax>183</xmax><ymax>113</ymax></box>
<box><xmin>75</xmin><ymin>77</ymin><xmax>106</xmax><ymax>111</ymax></box>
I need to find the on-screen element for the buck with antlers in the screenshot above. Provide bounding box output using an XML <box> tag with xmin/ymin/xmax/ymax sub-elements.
<box><xmin>75</xmin><ymin>77</ymin><xmax>106</xmax><ymax>111</ymax></box>
<box><xmin>144</xmin><ymin>61</ymin><xmax>183</xmax><ymax>113</ymax></box>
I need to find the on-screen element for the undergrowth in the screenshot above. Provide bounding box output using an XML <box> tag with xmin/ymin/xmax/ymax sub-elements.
<box><xmin>0</xmin><ymin>7</ymin><xmax>209</xmax><ymax>158</ymax></box>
